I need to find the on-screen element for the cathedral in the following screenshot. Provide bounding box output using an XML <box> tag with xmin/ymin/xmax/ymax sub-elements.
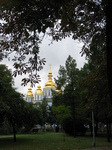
<box><xmin>26</xmin><ymin>68</ymin><xmax>56</xmax><ymax>106</ymax></box>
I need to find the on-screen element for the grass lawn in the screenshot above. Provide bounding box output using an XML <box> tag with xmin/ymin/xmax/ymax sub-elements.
<box><xmin>0</xmin><ymin>132</ymin><xmax>112</xmax><ymax>150</ymax></box>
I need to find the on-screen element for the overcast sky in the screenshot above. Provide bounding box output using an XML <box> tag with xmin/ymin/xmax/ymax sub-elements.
<box><xmin>1</xmin><ymin>36</ymin><xmax>87</xmax><ymax>96</ymax></box>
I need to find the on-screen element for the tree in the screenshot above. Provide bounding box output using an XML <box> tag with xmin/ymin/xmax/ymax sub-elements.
<box><xmin>6</xmin><ymin>90</ymin><xmax>26</xmax><ymax>142</ymax></box>
<box><xmin>80</xmin><ymin>47</ymin><xmax>112</xmax><ymax>142</ymax></box>
<box><xmin>0</xmin><ymin>64</ymin><xmax>24</xmax><ymax>142</ymax></box>
<box><xmin>39</xmin><ymin>98</ymin><xmax>48</xmax><ymax>125</ymax></box>
<box><xmin>52</xmin><ymin>105</ymin><xmax>71</xmax><ymax>126</ymax></box>
<box><xmin>0</xmin><ymin>1</ymin><xmax>110</xmax><ymax>91</ymax></box>
<box><xmin>0</xmin><ymin>64</ymin><xmax>13</xmax><ymax>125</ymax></box>
<box><xmin>23</xmin><ymin>102</ymin><xmax>43</xmax><ymax>132</ymax></box>
<box><xmin>0</xmin><ymin>64</ymin><xmax>42</xmax><ymax>142</ymax></box>
<box><xmin>53</xmin><ymin>55</ymin><xmax>87</xmax><ymax>136</ymax></box>
<box><xmin>106</xmin><ymin>0</ymin><xmax>112</xmax><ymax>105</ymax></box>
<box><xmin>52</xmin><ymin>105</ymin><xmax>71</xmax><ymax>140</ymax></box>
<box><xmin>55</xmin><ymin>55</ymin><xmax>79</xmax><ymax>90</ymax></box>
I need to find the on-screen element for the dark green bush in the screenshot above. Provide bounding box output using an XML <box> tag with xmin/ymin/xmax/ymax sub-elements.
<box><xmin>63</xmin><ymin>118</ymin><xmax>87</xmax><ymax>136</ymax></box>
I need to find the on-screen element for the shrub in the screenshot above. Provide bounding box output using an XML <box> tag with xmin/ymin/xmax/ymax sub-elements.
<box><xmin>63</xmin><ymin>118</ymin><xmax>87</xmax><ymax>136</ymax></box>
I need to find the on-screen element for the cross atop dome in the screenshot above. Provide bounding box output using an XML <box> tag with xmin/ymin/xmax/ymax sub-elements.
<box><xmin>49</xmin><ymin>64</ymin><xmax>52</xmax><ymax>70</ymax></box>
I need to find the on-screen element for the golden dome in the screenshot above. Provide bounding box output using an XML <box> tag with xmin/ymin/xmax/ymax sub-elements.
<box><xmin>55</xmin><ymin>89</ymin><xmax>62</xmax><ymax>93</ymax></box>
<box><xmin>26</xmin><ymin>87</ymin><xmax>33</xmax><ymax>97</ymax></box>
<box><xmin>45</xmin><ymin>69</ymin><xmax>55</xmax><ymax>88</ymax></box>
<box><xmin>35</xmin><ymin>84</ymin><xmax>43</xmax><ymax>94</ymax></box>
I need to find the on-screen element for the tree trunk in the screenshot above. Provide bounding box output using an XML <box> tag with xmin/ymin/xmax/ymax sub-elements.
<box><xmin>92</xmin><ymin>112</ymin><xmax>95</xmax><ymax>146</ymax></box>
<box><xmin>72</xmin><ymin>98</ymin><xmax>76</xmax><ymax>137</ymax></box>
<box><xmin>12</xmin><ymin>123</ymin><xmax>16</xmax><ymax>142</ymax></box>
<box><xmin>106</xmin><ymin>0</ymin><xmax>112</xmax><ymax>103</ymax></box>
<box><xmin>107</xmin><ymin>123</ymin><xmax>111</xmax><ymax>142</ymax></box>
<box><xmin>95</xmin><ymin>122</ymin><xmax>98</xmax><ymax>136</ymax></box>
<box><xmin>73</xmin><ymin>117</ymin><xmax>76</xmax><ymax>137</ymax></box>
<box><xmin>71</xmin><ymin>83</ymin><xmax>76</xmax><ymax>137</ymax></box>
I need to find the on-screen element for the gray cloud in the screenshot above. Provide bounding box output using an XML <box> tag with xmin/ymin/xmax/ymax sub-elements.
<box><xmin>0</xmin><ymin>37</ymin><xmax>87</xmax><ymax>96</ymax></box>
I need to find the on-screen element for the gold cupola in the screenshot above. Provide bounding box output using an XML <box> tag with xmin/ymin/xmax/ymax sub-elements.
<box><xmin>35</xmin><ymin>84</ymin><xmax>43</xmax><ymax>95</ymax></box>
<box><xmin>45</xmin><ymin>69</ymin><xmax>55</xmax><ymax>88</ymax></box>
<box><xmin>26</xmin><ymin>87</ymin><xmax>33</xmax><ymax>97</ymax></box>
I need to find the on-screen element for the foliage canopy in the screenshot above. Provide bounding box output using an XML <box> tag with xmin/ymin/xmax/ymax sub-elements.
<box><xmin>0</xmin><ymin>0</ymin><xmax>107</xmax><ymax>86</ymax></box>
